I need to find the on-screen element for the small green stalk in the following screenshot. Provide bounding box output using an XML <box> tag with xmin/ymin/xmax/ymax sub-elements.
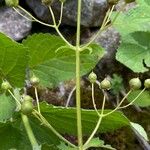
<box><xmin>21</xmin><ymin>114</ymin><xmax>39</xmax><ymax>149</ymax></box>
<box><xmin>76</xmin><ymin>0</ymin><xmax>83</xmax><ymax>149</ymax></box>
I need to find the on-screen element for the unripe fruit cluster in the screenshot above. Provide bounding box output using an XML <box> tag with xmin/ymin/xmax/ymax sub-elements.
<box><xmin>88</xmin><ymin>72</ymin><xmax>111</xmax><ymax>90</ymax></box>
<box><xmin>129</xmin><ymin>78</ymin><xmax>150</xmax><ymax>90</ymax></box>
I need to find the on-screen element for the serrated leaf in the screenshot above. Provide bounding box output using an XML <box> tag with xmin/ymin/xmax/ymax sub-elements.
<box><xmin>0</xmin><ymin>94</ymin><xmax>16</xmax><ymax>123</ymax></box>
<box><xmin>57</xmin><ymin>142</ymin><xmax>77</xmax><ymax>150</ymax></box>
<box><xmin>113</xmin><ymin>2</ymin><xmax>150</xmax><ymax>35</ymax></box>
<box><xmin>130</xmin><ymin>122</ymin><xmax>149</xmax><ymax>141</ymax></box>
<box><xmin>22</xmin><ymin>33</ymin><xmax>103</xmax><ymax>87</ymax></box>
<box><xmin>0</xmin><ymin>32</ymin><xmax>28</xmax><ymax>87</ymax></box>
<box><xmin>39</xmin><ymin>102</ymin><xmax>129</xmax><ymax>135</ymax></box>
<box><xmin>127</xmin><ymin>90</ymin><xmax>150</xmax><ymax>107</ymax></box>
<box><xmin>84</xmin><ymin>137</ymin><xmax>116</xmax><ymax>150</ymax></box>
<box><xmin>116</xmin><ymin>31</ymin><xmax>150</xmax><ymax>72</ymax></box>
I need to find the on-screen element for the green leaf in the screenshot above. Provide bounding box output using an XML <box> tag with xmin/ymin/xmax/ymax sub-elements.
<box><xmin>0</xmin><ymin>32</ymin><xmax>28</xmax><ymax>87</ymax></box>
<box><xmin>127</xmin><ymin>90</ymin><xmax>150</xmax><ymax>107</ymax></box>
<box><xmin>84</xmin><ymin>138</ymin><xmax>116</xmax><ymax>150</ymax></box>
<box><xmin>57</xmin><ymin>142</ymin><xmax>77</xmax><ymax>150</ymax></box>
<box><xmin>113</xmin><ymin>2</ymin><xmax>150</xmax><ymax>35</ymax></box>
<box><xmin>39</xmin><ymin>102</ymin><xmax>130</xmax><ymax>135</ymax></box>
<box><xmin>130</xmin><ymin>122</ymin><xmax>149</xmax><ymax>141</ymax></box>
<box><xmin>0</xmin><ymin>115</ymin><xmax>61</xmax><ymax>149</ymax></box>
<box><xmin>116</xmin><ymin>31</ymin><xmax>150</xmax><ymax>72</ymax></box>
<box><xmin>0</xmin><ymin>94</ymin><xmax>16</xmax><ymax>123</ymax></box>
<box><xmin>42</xmin><ymin>144</ymin><xmax>59</xmax><ymax>150</ymax></box>
<box><xmin>136</xmin><ymin>0</ymin><xmax>150</xmax><ymax>6</ymax></box>
<box><xmin>58</xmin><ymin>138</ymin><xmax>116</xmax><ymax>150</ymax></box>
<box><xmin>0</xmin><ymin>122</ymin><xmax>32</xmax><ymax>150</ymax></box>
<box><xmin>22</xmin><ymin>33</ymin><xmax>103</xmax><ymax>87</ymax></box>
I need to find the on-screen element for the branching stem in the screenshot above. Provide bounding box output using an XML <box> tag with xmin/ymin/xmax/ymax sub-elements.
<box><xmin>32</xmin><ymin>110</ymin><xmax>77</xmax><ymax>148</ymax></box>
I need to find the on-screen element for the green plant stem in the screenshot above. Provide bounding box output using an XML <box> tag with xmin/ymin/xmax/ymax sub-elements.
<box><xmin>34</xmin><ymin>87</ymin><xmax>41</xmax><ymax>114</ymax></box>
<box><xmin>48</xmin><ymin>6</ymin><xmax>75</xmax><ymax>49</ymax></box>
<box><xmin>21</xmin><ymin>113</ymin><xmax>39</xmax><ymax>149</ymax></box>
<box><xmin>103</xmin><ymin>88</ymin><xmax>145</xmax><ymax>117</ymax></box>
<box><xmin>8</xmin><ymin>89</ymin><xmax>21</xmax><ymax>109</ymax></box>
<box><xmin>57</xmin><ymin>2</ymin><xmax>64</xmax><ymax>27</ymax></box>
<box><xmin>83</xmin><ymin>93</ymin><xmax>106</xmax><ymax>148</ymax></box>
<box><xmin>119</xmin><ymin>88</ymin><xmax>146</xmax><ymax>109</ymax></box>
<box><xmin>76</xmin><ymin>0</ymin><xmax>83</xmax><ymax>149</ymax></box>
<box><xmin>15</xmin><ymin>5</ymin><xmax>75</xmax><ymax>49</ymax></box>
<box><xmin>17</xmin><ymin>6</ymin><xmax>54</xmax><ymax>28</ymax></box>
<box><xmin>33</xmin><ymin>110</ymin><xmax>77</xmax><ymax>148</ymax></box>
<box><xmin>91</xmin><ymin>83</ymin><xmax>102</xmax><ymax>117</ymax></box>
<box><xmin>76</xmin><ymin>49</ymin><xmax>83</xmax><ymax>150</ymax></box>
<box><xmin>80</xmin><ymin>6</ymin><xmax>114</xmax><ymax>50</ymax></box>
<box><xmin>13</xmin><ymin>7</ymin><xmax>33</xmax><ymax>21</ymax></box>
<box><xmin>103</xmin><ymin>90</ymin><xmax>132</xmax><ymax>117</ymax></box>
<box><xmin>80</xmin><ymin>3</ymin><xmax>126</xmax><ymax>51</ymax></box>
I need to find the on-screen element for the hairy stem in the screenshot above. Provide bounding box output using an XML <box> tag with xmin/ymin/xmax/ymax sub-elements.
<box><xmin>76</xmin><ymin>0</ymin><xmax>83</xmax><ymax>149</ymax></box>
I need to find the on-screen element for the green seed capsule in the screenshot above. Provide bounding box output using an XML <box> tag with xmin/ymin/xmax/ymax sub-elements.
<box><xmin>88</xmin><ymin>72</ymin><xmax>97</xmax><ymax>83</ymax></box>
<box><xmin>42</xmin><ymin>0</ymin><xmax>53</xmax><ymax>5</ymax></box>
<box><xmin>108</xmin><ymin>0</ymin><xmax>119</xmax><ymax>4</ymax></box>
<box><xmin>5</xmin><ymin>0</ymin><xmax>19</xmax><ymax>7</ymax></box>
<box><xmin>100</xmin><ymin>78</ymin><xmax>111</xmax><ymax>90</ymax></box>
<box><xmin>144</xmin><ymin>79</ymin><xmax>150</xmax><ymax>89</ymax></box>
<box><xmin>1</xmin><ymin>81</ymin><xmax>12</xmax><ymax>90</ymax></box>
<box><xmin>129</xmin><ymin>78</ymin><xmax>141</xmax><ymax>90</ymax></box>
<box><xmin>21</xmin><ymin>100</ymin><xmax>33</xmax><ymax>115</ymax></box>
<box><xmin>59</xmin><ymin>0</ymin><xmax>66</xmax><ymax>3</ymax></box>
<box><xmin>23</xmin><ymin>95</ymin><xmax>33</xmax><ymax>102</ymax></box>
<box><xmin>30</xmin><ymin>76</ymin><xmax>40</xmax><ymax>86</ymax></box>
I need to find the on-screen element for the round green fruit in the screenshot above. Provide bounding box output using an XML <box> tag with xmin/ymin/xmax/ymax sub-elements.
<box><xmin>1</xmin><ymin>81</ymin><xmax>12</xmax><ymax>90</ymax></box>
<box><xmin>100</xmin><ymin>78</ymin><xmax>111</xmax><ymax>90</ymax></box>
<box><xmin>144</xmin><ymin>79</ymin><xmax>150</xmax><ymax>89</ymax></box>
<box><xmin>42</xmin><ymin>0</ymin><xmax>53</xmax><ymax>5</ymax></box>
<box><xmin>129</xmin><ymin>78</ymin><xmax>141</xmax><ymax>90</ymax></box>
<box><xmin>21</xmin><ymin>100</ymin><xmax>33</xmax><ymax>115</ymax></box>
<box><xmin>23</xmin><ymin>95</ymin><xmax>33</xmax><ymax>102</ymax></box>
<box><xmin>30</xmin><ymin>76</ymin><xmax>40</xmax><ymax>86</ymax></box>
<box><xmin>88</xmin><ymin>72</ymin><xmax>97</xmax><ymax>83</ymax></box>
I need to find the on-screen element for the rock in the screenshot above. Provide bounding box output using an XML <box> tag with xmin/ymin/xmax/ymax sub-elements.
<box><xmin>93</xmin><ymin>27</ymin><xmax>121</xmax><ymax>77</ymax></box>
<box><xmin>25</xmin><ymin>0</ymin><xmax>108</xmax><ymax>27</ymax></box>
<box><xmin>81</xmin><ymin>27</ymin><xmax>121</xmax><ymax>78</ymax></box>
<box><xmin>0</xmin><ymin>7</ymin><xmax>32</xmax><ymax>41</ymax></box>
